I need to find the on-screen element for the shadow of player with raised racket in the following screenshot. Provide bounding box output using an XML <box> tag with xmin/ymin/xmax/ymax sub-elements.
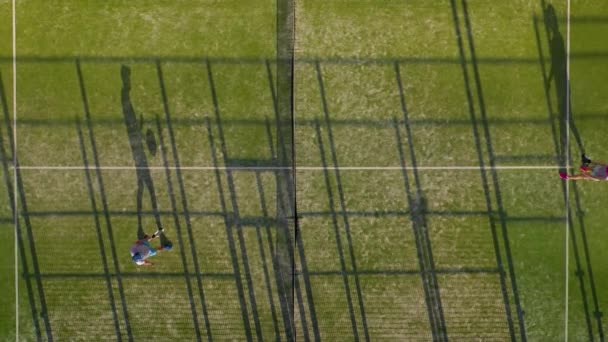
<box><xmin>120</xmin><ymin>65</ymin><xmax>164</xmax><ymax>239</ymax></box>
<box><xmin>544</xmin><ymin>3</ymin><xmax>585</xmax><ymax>166</ymax></box>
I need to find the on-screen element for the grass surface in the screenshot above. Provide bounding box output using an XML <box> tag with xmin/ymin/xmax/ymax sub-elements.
<box><xmin>1</xmin><ymin>0</ymin><xmax>608</xmax><ymax>340</ymax></box>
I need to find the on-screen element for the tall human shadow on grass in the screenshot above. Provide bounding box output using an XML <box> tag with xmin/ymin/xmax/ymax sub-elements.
<box><xmin>544</xmin><ymin>4</ymin><xmax>585</xmax><ymax>167</ymax></box>
<box><xmin>540</xmin><ymin>3</ymin><xmax>605</xmax><ymax>341</ymax></box>
<box><xmin>120</xmin><ymin>65</ymin><xmax>163</xmax><ymax>238</ymax></box>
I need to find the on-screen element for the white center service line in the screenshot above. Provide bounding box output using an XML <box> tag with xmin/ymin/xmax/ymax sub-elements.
<box><xmin>12</xmin><ymin>0</ymin><xmax>18</xmax><ymax>339</ymax></box>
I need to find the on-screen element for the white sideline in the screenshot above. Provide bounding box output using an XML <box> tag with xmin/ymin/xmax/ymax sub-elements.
<box><xmin>565</xmin><ymin>0</ymin><xmax>571</xmax><ymax>340</ymax></box>
<box><xmin>12</xmin><ymin>0</ymin><xmax>18</xmax><ymax>339</ymax></box>
<box><xmin>13</xmin><ymin>165</ymin><xmax>564</xmax><ymax>171</ymax></box>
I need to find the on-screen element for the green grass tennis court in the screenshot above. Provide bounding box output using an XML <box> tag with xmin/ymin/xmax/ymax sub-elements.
<box><xmin>1</xmin><ymin>0</ymin><xmax>608</xmax><ymax>340</ymax></box>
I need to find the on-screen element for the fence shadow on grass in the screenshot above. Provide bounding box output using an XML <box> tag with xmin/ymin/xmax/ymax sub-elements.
<box><xmin>5</xmin><ymin>9</ymin><xmax>608</xmax><ymax>341</ymax></box>
<box><xmin>536</xmin><ymin>2</ymin><xmax>605</xmax><ymax>341</ymax></box>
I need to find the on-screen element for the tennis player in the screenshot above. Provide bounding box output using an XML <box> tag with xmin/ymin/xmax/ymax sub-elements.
<box><xmin>130</xmin><ymin>229</ymin><xmax>172</xmax><ymax>266</ymax></box>
<box><xmin>560</xmin><ymin>154</ymin><xmax>608</xmax><ymax>181</ymax></box>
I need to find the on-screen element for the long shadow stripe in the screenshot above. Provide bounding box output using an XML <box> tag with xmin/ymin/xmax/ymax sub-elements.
<box><xmin>394</xmin><ymin>63</ymin><xmax>448</xmax><ymax>340</ymax></box>
<box><xmin>14</xmin><ymin>154</ymin><xmax>53</xmax><ymax>341</ymax></box>
<box><xmin>76</xmin><ymin>60</ymin><xmax>133</xmax><ymax>342</ymax></box>
<box><xmin>75</xmin><ymin>119</ymin><xmax>122</xmax><ymax>341</ymax></box>
<box><xmin>314</xmin><ymin>118</ymin><xmax>360</xmax><ymax>341</ymax></box>
<box><xmin>7</xmin><ymin>80</ymin><xmax>54</xmax><ymax>341</ymax></box>
<box><xmin>535</xmin><ymin>11</ymin><xmax>595</xmax><ymax>340</ymax></box>
<box><xmin>78</xmin><ymin>68</ymin><xmax>133</xmax><ymax>341</ymax></box>
<box><xmin>393</xmin><ymin>118</ymin><xmax>439</xmax><ymax>341</ymax></box>
<box><xmin>205</xmin><ymin>61</ymin><xmax>264</xmax><ymax>341</ymax></box>
<box><xmin>204</xmin><ymin>115</ymin><xmax>253</xmax><ymax>342</ymax></box>
<box><xmin>537</xmin><ymin>3</ymin><xmax>604</xmax><ymax>340</ymax></box>
<box><xmin>155</xmin><ymin>61</ymin><xmax>213</xmax><ymax>341</ymax></box>
<box><xmin>255</xmin><ymin>165</ymin><xmax>291</xmax><ymax>341</ymax></box>
<box><xmin>266</xmin><ymin>59</ymin><xmax>318</xmax><ymax>341</ymax></box>
<box><xmin>461</xmin><ymin>1</ymin><xmax>527</xmax><ymax>339</ymax></box>
<box><xmin>259</xmin><ymin>120</ymin><xmax>284</xmax><ymax>341</ymax></box>
<box><xmin>155</xmin><ymin>115</ymin><xmax>203</xmax><ymax>341</ymax></box>
<box><xmin>315</xmin><ymin>61</ymin><xmax>370</xmax><ymax>342</ymax></box>
<box><xmin>448</xmin><ymin>1</ymin><xmax>517</xmax><ymax>340</ymax></box>
<box><xmin>572</xmin><ymin>184</ymin><xmax>605</xmax><ymax>341</ymax></box>
<box><xmin>0</xmin><ymin>72</ymin><xmax>42</xmax><ymax>340</ymax></box>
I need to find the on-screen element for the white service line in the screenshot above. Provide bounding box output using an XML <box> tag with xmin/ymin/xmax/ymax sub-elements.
<box><xmin>565</xmin><ymin>0</ymin><xmax>571</xmax><ymax>340</ymax></box>
<box><xmin>13</xmin><ymin>165</ymin><xmax>564</xmax><ymax>171</ymax></box>
<box><xmin>12</xmin><ymin>0</ymin><xmax>18</xmax><ymax>339</ymax></box>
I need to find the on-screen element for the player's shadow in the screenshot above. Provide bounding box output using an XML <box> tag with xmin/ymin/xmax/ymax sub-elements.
<box><xmin>539</xmin><ymin>3</ymin><xmax>605</xmax><ymax>340</ymax></box>
<box><xmin>543</xmin><ymin>3</ymin><xmax>585</xmax><ymax>168</ymax></box>
<box><xmin>120</xmin><ymin>65</ymin><xmax>163</xmax><ymax>239</ymax></box>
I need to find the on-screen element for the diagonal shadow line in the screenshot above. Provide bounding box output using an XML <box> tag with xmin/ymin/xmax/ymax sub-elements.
<box><xmin>394</xmin><ymin>61</ymin><xmax>447</xmax><ymax>340</ymax></box>
<box><xmin>314</xmin><ymin>118</ymin><xmax>361</xmax><ymax>341</ymax></box>
<box><xmin>155</xmin><ymin>61</ymin><xmax>213</xmax><ymax>342</ymax></box>
<box><xmin>0</xmin><ymin>71</ymin><xmax>42</xmax><ymax>340</ymax></box>
<box><xmin>259</xmin><ymin>119</ymin><xmax>285</xmax><ymax>341</ymax></box>
<box><xmin>204</xmin><ymin>114</ymin><xmax>254</xmax><ymax>342</ymax></box>
<box><xmin>571</xmin><ymin>184</ymin><xmax>605</xmax><ymax>341</ymax></box>
<box><xmin>2</xmin><ymin>69</ymin><xmax>56</xmax><ymax>341</ymax></box>
<box><xmin>393</xmin><ymin>118</ymin><xmax>440</xmax><ymax>341</ymax></box>
<box><xmin>155</xmin><ymin>116</ymin><xmax>211</xmax><ymax>341</ymax></box>
<box><xmin>266</xmin><ymin>59</ymin><xmax>317</xmax><ymax>341</ymax></box>
<box><xmin>76</xmin><ymin>60</ymin><xmax>133</xmax><ymax>342</ymax></box>
<box><xmin>75</xmin><ymin>118</ymin><xmax>122</xmax><ymax>341</ymax></box>
<box><xmin>461</xmin><ymin>0</ymin><xmax>527</xmax><ymax>339</ymax></box>
<box><xmin>13</xmin><ymin>138</ymin><xmax>53</xmax><ymax>340</ymax></box>
<box><xmin>155</xmin><ymin>114</ymin><xmax>203</xmax><ymax>341</ymax></box>
<box><xmin>537</xmin><ymin>3</ymin><xmax>604</xmax><ymax>339</ymax></box>
<box><xmin>205</xmin><ymin>60</ymin><xmax>264</xmax><ymax>341</ymax></box>
<box><xmin>252</xmin><ymin>196</ymin><xmax>281</xmax><ymax>341</ymax></box>
<box><xmin>448</xmin><ymin>1</ymin><xmax>517</xmax><ymax>340</ymax></box>
<box><xmin>534</xmin><ymin>8</ymin><xmax>594</xmax><ymax>340</ymax></box>
<box><xmin>315</xmin><ymin>62</ymin><xmax>371</xmax><ymax>342</ymax></box>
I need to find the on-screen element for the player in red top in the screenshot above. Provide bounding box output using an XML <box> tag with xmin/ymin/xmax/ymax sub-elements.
<box><xmin>560</xmin><ymin>154</ymin><xmax>608</xmax><ymax>181</ymax></box>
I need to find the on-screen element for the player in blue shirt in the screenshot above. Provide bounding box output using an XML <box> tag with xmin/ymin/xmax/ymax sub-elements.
<box><xmin>130</xmin><ymin>229</ymin><xmax>172</xmax><ymax>266</ymax></box>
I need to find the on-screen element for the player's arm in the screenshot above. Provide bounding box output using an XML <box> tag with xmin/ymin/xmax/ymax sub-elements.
<box><xmin>566</xmin><ymin>174</ymin><xmax>601</xmax><ymax>181</ymax></box>
<box><xmin>134</xmin><ymin>235</ymin><xmax>153</xmax><ymax>245</ymax></box>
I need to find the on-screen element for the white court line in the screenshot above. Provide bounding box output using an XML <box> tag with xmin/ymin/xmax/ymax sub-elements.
<box><xmin>565</xmin><ymin>0</ymin><xmax>571</xmax><ymax>340</ymax></box>
<box><xmin>12</xmin><ymin>0</ymin><xmax>18</xmax><ymax>339</ymax></box>
<box><xmin>13</xmin><ymin>165</ymin><xmax>564</xmax><ymax>171</ymax></box>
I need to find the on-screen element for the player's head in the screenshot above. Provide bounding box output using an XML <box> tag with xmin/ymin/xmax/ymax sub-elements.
<box><xmin>132</xmin><ymin>252</ymin><xmax>145</xmax><ymax>265</ymax></box>
<box><xmin>120</xmin><ymin>65</ymin><xmax>131</xmax><ymax>90</ymax></box>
